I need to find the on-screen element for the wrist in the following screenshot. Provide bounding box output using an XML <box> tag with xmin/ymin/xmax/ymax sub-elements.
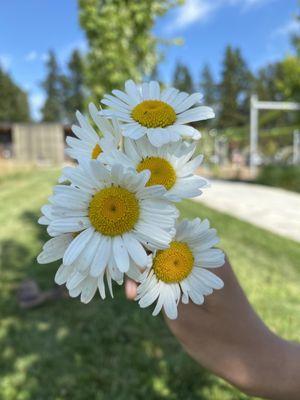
<box><xmin>231</xmin><ymin>333</ymin><xmax>300</xmax><ymax>400</ymax></box>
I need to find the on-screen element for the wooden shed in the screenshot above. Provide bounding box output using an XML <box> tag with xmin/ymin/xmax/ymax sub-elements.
<box><xmin>12</xmin><ymin>123</ymin><xmax>65</xmax><ymax>164</ymax></box>
<box><xmin>0</xmin><ymin>123</ymin><xmax>71</xmax><ymax>165</ymax></box>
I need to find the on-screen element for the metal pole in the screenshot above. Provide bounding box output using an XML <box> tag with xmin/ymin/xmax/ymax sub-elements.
<box><xmin>293</xmin><ymin>129</ymin><xmax>300</xmax><ymax>165</ymax></box>
<box><xmin>250</xmin><ymin>94</ymin><xmax>258</xmax><ymax>175</ymax></box>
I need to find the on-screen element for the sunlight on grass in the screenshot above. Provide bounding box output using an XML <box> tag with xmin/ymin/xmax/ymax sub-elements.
<box><xmin>0</xmin><ymin>168</ymin><xmax>299</xmax><ymax>400</ymax></box>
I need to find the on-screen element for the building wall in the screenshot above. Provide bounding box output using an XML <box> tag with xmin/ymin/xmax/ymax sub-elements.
<box><xmin>12</xmin><ymin>123</ymin><xmax>65</xmax><ymax>164</ymax></box>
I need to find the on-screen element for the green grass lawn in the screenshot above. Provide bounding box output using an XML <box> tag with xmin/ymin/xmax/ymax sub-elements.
<box><xmin>0</xmin><ymin>168</ymin><xmax>299</xmax><ymax>400</ymax></box>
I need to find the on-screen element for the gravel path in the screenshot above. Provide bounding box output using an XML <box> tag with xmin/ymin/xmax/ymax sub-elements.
<box><xmin>195</xmin><ymin>180</ymin><xmax>300</xmax><ymax>242</ymax></box>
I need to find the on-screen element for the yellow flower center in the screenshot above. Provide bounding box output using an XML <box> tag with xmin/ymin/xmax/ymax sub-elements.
<box><xmin>136</xmin><ymin>157</ymin><xmax>176</xmax><ymax>190</ymax></box>
<box><xmin>88</xmin><ymin>186</ymin><xmax>139</xmax><ymax>236</ymax></box>
<box><xmin>153</xmin><ymin>242</ymin><xmax>194</xmax><ymax>283</ymax></box>
<box><xmin>132</xmin><ymin>100</ymin><xmax>176</xmax><ymax>128</ymax></box>
<box><xmin>91</xmin><ymin>144</ymin><xmax>102</xmax><ymax>159</ymax></box>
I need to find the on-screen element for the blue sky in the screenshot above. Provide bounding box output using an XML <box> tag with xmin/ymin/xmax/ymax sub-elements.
<box><xmin>0</xmin><ymin>0</ymin><xmax>298</xmax><ymax>120</ymax></box>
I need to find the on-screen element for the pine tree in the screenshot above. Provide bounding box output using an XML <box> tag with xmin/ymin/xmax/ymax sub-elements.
<box><xmin>172</xmin><ymin>62</ymin><xmax>194</xmax><ymax>93</ymax></box>
<box><xmin>255</xmin><ymin>63</ymin><xmax>281</xmax><ymax>101</ymax></box>
<box><xmin>0</xmin><ymin>67</ymin><xmax>30</xmax><ymax>122</ymax></box>
<box><xmin>61</xmin><ymin>50</ymin><xmax>86</xmax><ymax>123</ymax></box>
<box><xmin>200</xmin><ymin>64</ymin><xmax>217</xmax><ymax>106</ymax></box>
<box><xmin>218</xmin><ymin>46</ymin><xmax>253</xmax><ymax>128</ymax></box>
<box><xmin>41</xmin><ymin>51</ymin><xmax>63</xmax><ymax>122</ymax></box>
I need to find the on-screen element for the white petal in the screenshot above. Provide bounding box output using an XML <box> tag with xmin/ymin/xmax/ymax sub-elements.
<box><xmin>80</xmin><ymin>277</ymin><xmax>98</xmax><ymax>303</ymax></box>
<box><xmin>113</xmin><ymin>236</ymin><xmax>129</xmax><ymax>272</ymax></box>
<box><xmin>49</xmin><ymin>217</ymin><xmax>91</xmax><ymax>235</ymax></box>
<box><xmin>149</xmin><ymin>80</ymin><xmax>160</xmax><ymax>99</ymax></box>
<box><xmin>125</xmin><ymin>80</ymin><xmax>141</xmax><ymax>104</ymax></box>
<box><xmin>38</xmin><ymin>216</ymin><xmax>51</xmax><ymax>225</ymax></box>
<box><xmin>137</xmin><ymin>185</ymin><xmax>166</xmax><ymax>199</ymax></box>
<box><xmin>54</xmin><ymin>264</ymin><xmax>74</xmax><ymax>285</ymax></box>
<box><xmin>141</xmin><ymin>82</ymin><xmax>150</xmax><ymax>99</ymax></box>
<box><xmin>90</xmin><ymin>236</ymin><xmax>111</xmax><ymax>277</ymax></box>
<box><xmin>177</xmin><ymin>106</ymin><xmax>214</xmax><ymax>124</ymax></box>
<box><xmin>111</xmin><ymin>89</ymin><xmax>135</xmax><ymax>106</ymax></box>
<box><xmin>171</xmin><ymin>124</ymin><xmax>200</xmax><ymax>139</ymax></box>
<box><xmin>66</xmin><ymin>271</ymin><xmax>86</xmax><ymax>291</ymax></box>
<box><xmin>152</xmin><ymin>288</ymin><xmax>165</xmax><ymax>316</ymax></box>
<box><xmin>37</xmin><ymin>235</ymin><xmax>71</xmax><ymax>264</ymax></box>
<box><xmin>98</xmin><ymin>274</ymin><xmax>106</xmax><ymax>299</ymax></box>
<box><xmin>199</xmin><ymin>269</ymin><xmax>224</xmax><ymax>289</ymax></box>
<box><xmin>163</xmin><ymin>286</ymin><xmax>178</xmax><ymax>319</ymax></box>
<box><xmin>124</xmin><ymin>138</ymin><xmax>140</xmax><ymax>164</ymax></box>
<box><xmin>75</xmin><ymin>233</ymin><xmax>101</xmax><ymax>273</ymax></box>
<box><xmin>139</xmin><ymin>283</ymin><xmax>160</xmax><ymax>308</ymax></box>
<box><xmin>147</xmin><ymin>128</ymin><xmax>180</xmax><ymax>147</ymax></box>
<box><xmin>63</xmin><ymin>227</ymin><xmax>94</xmax><ymax>266</ymax></box>
<box><xmin>169</xmin><ymin>91</ymin><xmax>189</xmax><ymax>109</ymax></box>
<box><xmin>161</xmin><ymin>87</ymin><xmax>179</xmax><ymax>103</ymax></box>
<box><xmin>188</xmin><ymin>288</ymin><xmax>205</xmax><ymax>305</ymax></box>
<box><xmin>123</xmin><ymin>123</ymin><xmax>146</xmax><ymax>139</ymax></box>
<box><xmin>178</xmin><ymin>154</ymin><xmax>204</xmax><ymax>177</ymax></box>
<box><xmin>175</xmin><ymin>93</ymin><xmax>202</xmax><ymax>114</ymax></box>
<box><xmin>122</xmin><ymin>233</ymin><xmax>148</xmax><ymax>267</ymax></box>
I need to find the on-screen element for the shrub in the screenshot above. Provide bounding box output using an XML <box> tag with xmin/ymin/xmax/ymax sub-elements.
<box><xmin>256</xmin><ymin>165</ymin><xmax>300</xmax><ymax>193</ymax></box>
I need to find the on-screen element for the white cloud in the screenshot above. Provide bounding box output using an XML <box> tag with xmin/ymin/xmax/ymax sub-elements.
<box><xmin>226</xmin><ymin>0</ymin><xmax>274</xmax><ymax>7</ymax></box>
<box><xmin>244</xmin><ymin>0</ymin><xmax>271</xmax><ymax>5</ymax></box>
<box><xmin>0</xmin><ymin>54</ymin><xmax>12</xmax><ymax>71</ymax></box>
<box><xmin>240</xmin><ymin>0</ymin><xmax>276</xmax><ymax>12</ymax></box>
<box><xmin>41</xmin><ymin>53</ymin><xmax>49</xmax><ymax>62</ymax></box>
<box><xmin>274</xmin><ymin>19</ymin><xmax>299</xmax><ymax>37</ymax></box>
<box><xmin>25</xmin><ymin>51</ymin><xmax>38</xmax><ymax>62</ymax></box>
<box><xmin>166</xmin><ymin>0</ymin><xmax>216</xmax><ymax>33</ymax></box>
<box><xmin>165</xmin><ymin>0</ymin><xmax>276</xmax><ymax>33</ymax></box>
<box><xmin>23</xmin><ymin>83</ymin><xmax>32</xmax><ymax>91</ymax></box>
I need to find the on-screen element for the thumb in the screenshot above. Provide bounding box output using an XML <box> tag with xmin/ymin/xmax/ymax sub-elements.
<box><xmin>125</xmin><ymin>278</ymin><xmax>138</xmax><ymax>300</ymax></box>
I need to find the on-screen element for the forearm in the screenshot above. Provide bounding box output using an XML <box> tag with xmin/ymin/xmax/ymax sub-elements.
<box><xmin>224</xmin><ymin>329</ymin><xmax>300</xmax><ymax>399</ymax></box>
<box><xmin>165</xmin><ymin>260</ymin><xmax>300</xmax><ymax>400</ymax></box>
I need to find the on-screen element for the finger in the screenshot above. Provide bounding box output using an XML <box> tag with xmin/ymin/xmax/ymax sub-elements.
<box><xmin>125</xmin><ymin>278</ymin><xmax>137</xmax><ymax>300</ymax></box>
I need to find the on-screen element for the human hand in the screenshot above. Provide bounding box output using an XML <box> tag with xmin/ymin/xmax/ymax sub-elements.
<box><xmin>125</xmin><ymin>258</ymin><xmax>300</xmax><ymax>400</ymax></box>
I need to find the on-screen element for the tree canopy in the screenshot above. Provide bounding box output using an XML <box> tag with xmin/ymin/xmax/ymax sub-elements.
<box><xmin>78</xmin><ymin>0</ymin><xmax>180</xmax><ymax>101</ymax></box>
<box><xmin>218</xmin><ymin>46</ymin><xmax>253</xmax><ymax>128</ymax></box>
<box><xmin>200</xmin><ymin>64</ymin><xmax>217</xmax><ymax>107</ymax></box>
<box><xmin>61</xmin><ymin>50</ymin><xmax>86</xmax><ymax>123</ymax></box>
<box><xmin>0</xmin><ymin>67</ymin><xmax>30</xmax><ymax>122</ymax></box>
<box><xmin>41</xmin><ymin>50</ymin><xmax>86</xmax><ymax>123</ymax></box>
<box><xmin>172</xmin><ymin>62</ymin><xmax>194</xmax><ymax>93</ymax></box>
<box><xmin>41</xmin><ymin>51</ymin><xmax>64</xmax><ymax>122</ymax></box>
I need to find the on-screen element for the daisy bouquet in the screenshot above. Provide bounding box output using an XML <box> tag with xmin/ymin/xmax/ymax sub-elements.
<box><xmin>38</xmin><ymin>80</ymin><xmax>225</xmax><ymax>320</ymax></box>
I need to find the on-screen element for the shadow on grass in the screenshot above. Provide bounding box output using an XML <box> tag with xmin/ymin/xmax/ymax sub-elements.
<box><xmin>0</xmin><ymin>211</ymin><xmax>243</xmax><ymax>400</ymax></box>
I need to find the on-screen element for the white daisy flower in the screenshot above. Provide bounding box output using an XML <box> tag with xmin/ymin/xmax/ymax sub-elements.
<box><xmin>66</xmin><ymin>102</ymin><xmax>121</xmax><ymax>161</ymax></box>
<box><xmin>100</xmin><ymin>80</ymin><xmax>215</xmax><ymax>147</ymax></box>
<box><xmin>55</xmin><ymin>253</ymin><xmax>124</xmax><ymax>303</ymax></box>
<box><xmin>100</xmin><ymin>137</ymin><xmax>209</xmax><ymax>202</ymax></box>
<box><xmin>55</xmin><ymin>267</ymin><xmax>118</xmax><ymax>303</ymax></box>
<box><xmin>136</xmin><ymin>218</ymin><xmax>225</xmax><ymax>320</ymax></box>
<box><xmin>37</xmin><ymin>229</ymin><xmax>123</xmax><ymax>303</ymax></box>
<box><xmin>38</xmin><ymin>161</ymin><xmax>179</xmax><ymax>285</ymax></box>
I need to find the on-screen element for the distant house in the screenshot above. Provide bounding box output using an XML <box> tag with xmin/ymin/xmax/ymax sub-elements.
<box><xmin>0</xmin><ymin>123</ymin><xmax>73</xmax><ymax>165</ymax></box>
